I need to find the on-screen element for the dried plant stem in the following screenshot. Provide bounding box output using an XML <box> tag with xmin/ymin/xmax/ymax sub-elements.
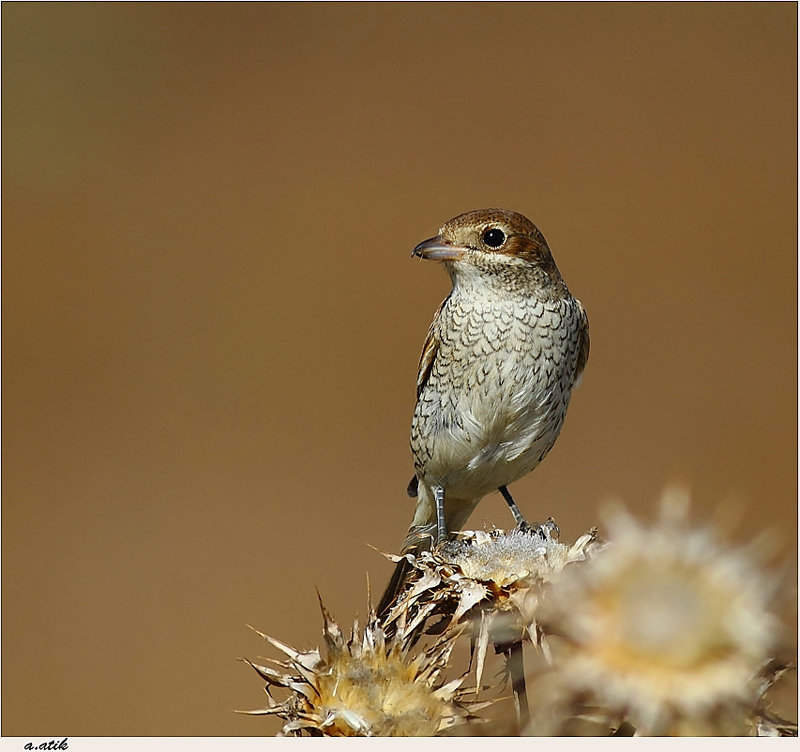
<box><xmin>506</xmin><ymin>640</ymin><xmax>529</xmax><ymax>728</ymax></box>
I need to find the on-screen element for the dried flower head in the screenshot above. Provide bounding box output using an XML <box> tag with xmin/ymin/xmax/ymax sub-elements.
<box><xmin>534</xmin><ymin>489</ymin><xmax>786</xmax><ymax>736</ymax></box>
<box><xmin>382</xmin><ymin>523</ymin><xmax>601</xmax><ymax>695</ymax></box>
<box><xmin>240</xmin><ymin>595</ymin><xmax>490</xmax><ymax>736</ymax></box>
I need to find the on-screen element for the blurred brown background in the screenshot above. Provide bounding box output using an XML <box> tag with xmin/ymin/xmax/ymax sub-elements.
<box><xmin>3</xmin><ymin>2</ymin><xmax>796</xmax><ymax>737</ymax></box>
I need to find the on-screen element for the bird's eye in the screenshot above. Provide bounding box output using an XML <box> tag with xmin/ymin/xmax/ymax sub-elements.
<box><xmin>483</xmin><ymin>228</ymin><xmax>506</xmax><ymax>248</ymax></box>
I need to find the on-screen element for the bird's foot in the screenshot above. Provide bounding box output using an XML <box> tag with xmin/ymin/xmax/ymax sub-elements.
<box><xmin>433</xmin><ymin>532</ymin><xmax>456</xmax><ymax>552</ymax></box>
<box><xmin>517</xmin><ymin>516</ymin><xmax>559</xmax><ymax>540</ymax></box>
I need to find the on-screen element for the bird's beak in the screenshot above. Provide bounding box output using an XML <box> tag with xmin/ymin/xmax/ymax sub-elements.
<box><xmin>412</xmin><ymin>236</ymin><xmax>465</xmax><ymax>261</ymax></box>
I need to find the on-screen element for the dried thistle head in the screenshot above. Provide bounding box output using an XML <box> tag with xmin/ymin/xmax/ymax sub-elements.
<box><xmin>382</xmin><ymin>523</ymin><xmax>601</xmax><ymax>693</ymax></box>
<box><xmin>448</xmin><ymin>522</ymin><xmax>599</xmax><ymax>589</ymax></box>
<box><xmin>532</xmin><ymin>489</ymin><xmax>790</xmax><ymax>736</ymax></box>
<box><xmin>240</xmin><ymin>594</ymin><xmax>490</xmax><ymax>736</ymax></box>
<box><xmin>385</xmin><ymin>523</ymin><xmax>599</xmax><ymax>625</ymax></box>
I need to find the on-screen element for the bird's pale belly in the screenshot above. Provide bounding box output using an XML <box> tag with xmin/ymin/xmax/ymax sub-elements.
<box><xmin>413</xmin><ymin>344</ymin><xmax>572</xmax><ymax>499</ymax></box>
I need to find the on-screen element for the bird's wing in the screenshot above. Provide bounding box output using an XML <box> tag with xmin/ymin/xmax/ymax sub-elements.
<box><xmin>416</xmin><ymin>296</ymin><xmax>448</xmax><ymax>400</ymax></box>
<box><xmin>575</xmin><ymin>300</ymin><xmax>590</xmax><ymax>381</ymax></box>
<box><xmin>407</xmin><ymin>298</ymin><xmax>448</xmax><ymax>498</ymax></box>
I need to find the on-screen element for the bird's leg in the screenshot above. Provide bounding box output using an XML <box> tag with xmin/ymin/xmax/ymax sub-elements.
<box><xmin>434</xmin><ymin>485</ymin><xmax>447</xmax><ymax>545</ymax></box>
<box><xmin>499</xmin><ymin>485</ymin><xmax>529</xmax><ymax>528</ymax></box>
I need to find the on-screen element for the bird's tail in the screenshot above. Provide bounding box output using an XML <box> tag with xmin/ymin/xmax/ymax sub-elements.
<box><xmin>376</xmin><ymin>552</ymin><xmax>418</xmax><ymax>619</ymax></box>
<box><xmin>376</xmin><ymin>483</ymin><xmax>481</xmax><ymax>620</ymax></box>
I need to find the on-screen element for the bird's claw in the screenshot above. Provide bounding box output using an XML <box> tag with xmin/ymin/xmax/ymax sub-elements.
<box><xmin>517</xmin><ymin>517</ymin><xmax>559</xmax><ymax>540</ymax></box>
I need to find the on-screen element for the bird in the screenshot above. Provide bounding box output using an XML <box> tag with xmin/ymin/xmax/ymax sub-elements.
<box><xmin>377</xmin><ymin>208</ymin><xmax>589</xmax><ymax>618</ymax></box>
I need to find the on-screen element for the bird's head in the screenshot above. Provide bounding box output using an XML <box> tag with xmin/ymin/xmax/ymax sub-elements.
<box><xmin>412</xmin><ymin>208</ymin><xmax>565</xmax><ymax>294</ymax></box>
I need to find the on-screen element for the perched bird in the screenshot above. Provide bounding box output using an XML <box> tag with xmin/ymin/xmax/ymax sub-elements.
<box><xmin>377</xmin><ymin>209</ymin><xmax>589</xmax><ymax>617</ymax></box>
